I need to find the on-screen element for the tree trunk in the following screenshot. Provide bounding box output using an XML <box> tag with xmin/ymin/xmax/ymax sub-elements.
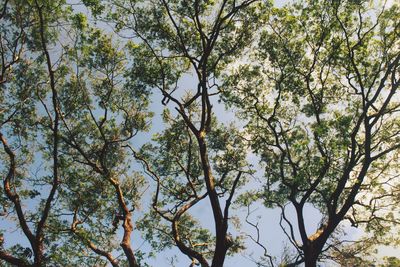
<box><xmin>303</xmin><ymin>240</ymin><xmax>325</xmax><ymax>267</ymax></box>
<box><xmin>33</xmin><ymin>241</ymin><xmax>43</xmax><ymax>267</ymax></box>
<box><xmin>211</xmin><ymin>236</ymin><xmax>229</xmax><ymax>267</ymax></box>
<box><xmin>304</xmin><ymin>250</ymin><xmax>318</xmax><ymax>267</ymax></box>
<box><xmin>197</xmin><ymin>137</ymin><xmax>228</xmax><ymax>267</ymax></box>
<box><xmin>121</xmin><ymin>213</ymin><xmax>139</xmax><ymax>267</ymax></box>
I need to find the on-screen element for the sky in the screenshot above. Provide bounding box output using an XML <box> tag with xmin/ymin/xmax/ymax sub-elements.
<box><xmin>1</xmin><ymin>0</ymin><xmax>399</xmax><ymax>266</ymax></box>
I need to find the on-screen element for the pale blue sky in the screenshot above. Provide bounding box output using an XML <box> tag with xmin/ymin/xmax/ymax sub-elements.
<box><xmin>1</xmin><ymin>0</ymin><xmax>399</xmax><ymax>266</ymax></box>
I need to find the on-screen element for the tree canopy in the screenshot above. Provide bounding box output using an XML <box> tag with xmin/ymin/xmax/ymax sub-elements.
<box><xmin>0</xmin><ymin>0</ymin><xmax>399</xmax><ymax>267</ymax></box>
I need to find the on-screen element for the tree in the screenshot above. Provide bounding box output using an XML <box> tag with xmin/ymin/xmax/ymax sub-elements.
<box><xmin>99</xmin><ymin>0</ymin><xmax>268</xmax><ymax>266</ymax></box>
<box><xmin>1</xmin><ymin>1</ymin><xmax>151</xmax><ymax>266</ymax></box>
<box><xmin>222</xmin><ymin>0</ymin><xmax>400</xmax><ymax>266</ymax></box>
<box><xmin>135</xmin><ymin>108</ymin><xmax>250</xmax><ymax>267</ymax></box>
<box><xmin>0</xmin><ymin>0</ymin><xmax>68</xmax><ymax>265</ymax></box>
<box><xmin>2</xmin><ymin>0</ymin><xmax>399</xmax><ymax>266</ymax></box>
<box><xmin>53</xmin><ymin>23</ymin><xmax>152</xmax><ymax>267</ymax></box>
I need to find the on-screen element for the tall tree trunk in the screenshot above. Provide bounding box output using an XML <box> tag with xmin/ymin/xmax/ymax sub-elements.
<box><xmin>198</xmin><ymin>137</ymin><xmax>229</xmax><ymax>267</ymax></box>
<box><xmin>303</xmin><ymin>245</ymin><xmax>320</xmax><ymax>267</ymax></box>
<box><xmin>304</xmin><ymin>251</ymin><xmax>318</xmax><ymax>267</ymax></box>
<box><xmin>111</xmin><ymin>179</ymin><xmax>139</xmax><ymax>267</ymax></box>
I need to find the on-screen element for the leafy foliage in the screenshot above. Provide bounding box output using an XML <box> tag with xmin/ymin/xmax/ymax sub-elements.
<box><xmin>1</xmin><ymin>0</ymin><xmax>399</xmax><ymax>267</ymax></box>
<box><xmin>222</xmin><ymin>0</ymin><xmax>400</xmax><ymax>265</ymax></box>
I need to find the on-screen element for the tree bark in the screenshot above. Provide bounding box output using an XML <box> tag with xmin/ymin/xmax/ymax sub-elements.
<box><xmin>304</xmin><ymin>253</ymin><xmax>318</xmax><ymax>267</ymax></box>
<box><xmin>197</xmin><ymin>137</ymin><xmax>229</xmax><ymax>267</ymax></box>
<box><xmin>110</xmin><ymin>179</ymin><xmax>139</xmax><ymax>267</ymax></box>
